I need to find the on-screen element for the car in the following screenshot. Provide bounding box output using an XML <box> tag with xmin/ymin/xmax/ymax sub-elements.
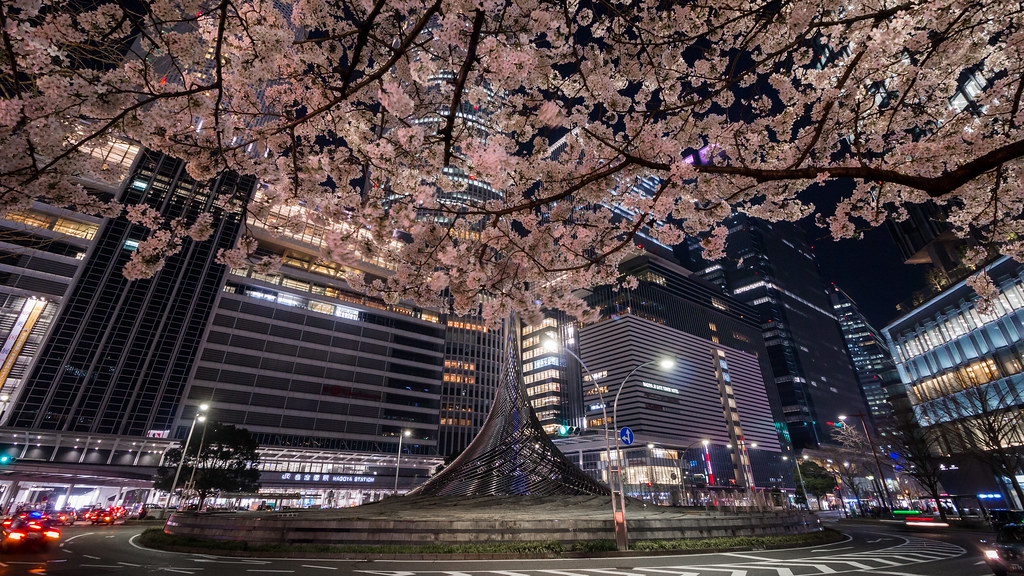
<box><xmin>51</xmin><ymin>510</ymin><xmax>75</xmax><ymax>526</ymax></box>
<box><xmin>1</xmin><ymin>514</ymin><xmax>60</xmax><ymax>552</ymax></box>
<box><xmin>985</xmin><ymin>523</ymin><xmax>1024</xmax><ymax>575</ymax></box>
<box><xmin>77</xmin><ymin>507</ymin><xmax>97</xmax><ymax>522</ymax></box>
<box><xmin>91</xmin><ymin>508</ymin><xmax>116</xmax><ymax>525</ymax></box>
<box><xmin>991</xmin><ymin>510</ymin><xmax>1024</xmax><ymax>530</ymax></box>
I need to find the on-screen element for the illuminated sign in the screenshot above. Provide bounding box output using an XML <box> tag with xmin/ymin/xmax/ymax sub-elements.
<box><xmin>641</xmin><ymin>382</ymin><xmax>679</xmax><ymax>394</ymax></box>
<box><xmin>279</xmin><ymin>472</ymin><xmax>375</xmax><ymax>483</ymax></box>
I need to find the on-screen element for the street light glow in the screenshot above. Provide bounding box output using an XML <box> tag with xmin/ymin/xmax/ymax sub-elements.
<box><xmin>199</xmin><ymin>403</ymin><xmax>210</xmax><ymax>412</ymax></box>
<box><xmin>658</xmin><ymin>358</ymin><xmax>676</xmax><ymax>370</ymax></box>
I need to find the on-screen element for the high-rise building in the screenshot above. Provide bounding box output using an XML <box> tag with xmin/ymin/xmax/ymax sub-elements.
<box><xmin>8</xmin><ymin>150</ymin><xmax>250</xmax><ymax>435</ymax></box>
<box><xmin>688</xmin><ymin>214</ymin><xmax>866</xmax><ymax>450</ymax></box>
<box><xmin>883</xmin><ymin>256</ymin><xmax>1024</xmax><ymax>504</ymax></box>
<box><xmin>0</xmin><ymin>137</ymin><xmax>139</xmax><ymax>425</ymax></box>
<box><xmin>533</xmin><ymin>254</ymin><xmax>793</xmax><ymax>497</ymax></box>
<box><xmin>828</xmin><ymin>287</ymin><xmax>897</xmax><ymax>422</ymax></box>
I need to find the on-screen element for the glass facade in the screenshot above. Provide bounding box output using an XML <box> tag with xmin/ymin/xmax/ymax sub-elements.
<box><xmin>9</xmin><ymin>150</ymin><xmax>251</xmax><ymax>435</ymax></box>
<box><xmin>829</xmin><ymin>287</ymin><xmax>897</xmax><ymax>421</ymax></box>
<box><xmin>689</xmin><ymin>214</ymin><xmax>866</xmax><ymax>450</ymax></box>
<box><xmin>884</xmin><ymin>257</ymin><xmax>1024</xmax><ymax>424</ymax></box>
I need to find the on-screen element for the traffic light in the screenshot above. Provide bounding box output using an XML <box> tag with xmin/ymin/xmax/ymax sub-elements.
<box><xmin>0</xmin><ymin>454</ymin><xmax>15</xmax><ymax>465</ymax></box>
<box><xmin>557</xmin><ymin>425</ymin><xmax>582</xmax><ymax>436</ymax></box>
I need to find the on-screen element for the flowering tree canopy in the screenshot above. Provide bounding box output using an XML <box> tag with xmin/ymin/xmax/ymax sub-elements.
<box><xmin>2</xmin><ymin>0</ymin><xmax>1022</xmax><ymax>321</ymax></box>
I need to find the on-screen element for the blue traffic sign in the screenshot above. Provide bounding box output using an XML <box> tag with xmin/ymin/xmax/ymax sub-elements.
<box><xmin>619</xmin><ymin>427</ymin><xmax>634</xmax><ymax>446</ymax></box>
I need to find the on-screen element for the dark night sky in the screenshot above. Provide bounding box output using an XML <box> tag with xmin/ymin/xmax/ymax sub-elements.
<box><xmin>801</xmin><ymin>222</ymin><xmax>929</xmax><ymax>329</ymax></box>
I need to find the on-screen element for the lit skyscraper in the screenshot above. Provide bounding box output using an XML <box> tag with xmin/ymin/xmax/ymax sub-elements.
<box><xmin>688</xmin><ymin>214</ymin><xmax>866</xmax><ymax>450</ymax></box>
<box><xmin>829</xmin><ymin>287</ymin><xmax>897</xmax><ymax>422</ymax></box>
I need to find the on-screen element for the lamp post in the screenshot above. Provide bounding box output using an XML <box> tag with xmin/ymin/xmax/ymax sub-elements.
<box><xmin>545</xmin><ymin>338</ymin><xmax>626</xmax><ymax>550</ymax></box>
<box><xmin>163</xmin><ymin>403</ymin><xmax>209</xmax><ymax>517</ymax></box>
<box><xmin>0</xmin><ymin>394</ymin><xmax>9</xmax><ymax>424</ymax></box>
<box><xmin>839</xmin><ymin>414</ymin><xmax>894</xmax><ymax>511</ymax></box>
<box><xmin>186</xmin><ymin>416</ymin><xmax>212</xmax><ymax>507</ymax></box>
<box><xmin>611</xmin><ymin>357</ymin><xmax>675</xmax><ymax>529</ymax></box>
<box><xmin>785</xmin><ymin>454</ymin><xmax>811</xmax><ymax>510</ymax></box>
<box><xmin>394</xmin><ymin>430</ymin><xmax>411</xmax><ymax>495</ymax></box>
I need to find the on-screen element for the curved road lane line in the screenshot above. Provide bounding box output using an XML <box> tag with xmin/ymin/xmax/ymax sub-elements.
<box><xmin>63</xmin><ymin>531</ymin><xmax>96</xmax><ymax>544</ymax></box>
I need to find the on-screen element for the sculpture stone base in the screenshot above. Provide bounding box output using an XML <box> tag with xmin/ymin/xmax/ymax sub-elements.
<box><xmin>164</xmin><ymin>495</ymin><xmax>819</xmax><ymax>546</ymax></box>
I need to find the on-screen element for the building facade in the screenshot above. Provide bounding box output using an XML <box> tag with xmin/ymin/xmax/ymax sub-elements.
<box><xmin>829</xmin><ymin>287</ymin><xmax>897</xmax><ymax>422</ymax></box>
<box><xmin>688</xmin><ymin>214</ymin><xmax>867</xmax><ymax>450</ymax></box>
<box><xmin>528</xmin><ymin>254</ymin><xmax>794</xmax><ymax>498</ymax></box>
<box><xmin>883</xmin><ymin>256</ymin><xmax>1024</xmax><ymax>503</ymax></box>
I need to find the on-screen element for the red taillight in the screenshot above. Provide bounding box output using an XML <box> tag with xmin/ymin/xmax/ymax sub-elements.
<box><xmin>27</xmin><ymin>522</ymin><xmax>40</xmax><ymax>530</ymax></box>
<box><xmin>44</xmin><ymin>530</ymin><xmax>60</xmax><ymax>538</ymax></box>
<box><xmin>8</xmin><ymin>532</ymin><xmax>24</xmax><ymax>540</ymax></box>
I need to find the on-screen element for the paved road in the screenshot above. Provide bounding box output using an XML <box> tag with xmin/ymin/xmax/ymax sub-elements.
<box><xmin>0</xmin><ymin>519</ymin><xmax>998</xmax><ymax>576</ymax></box>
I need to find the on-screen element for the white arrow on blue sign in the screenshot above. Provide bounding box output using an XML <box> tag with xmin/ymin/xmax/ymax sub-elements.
<box><xmin>619</xmin><ymin>427</ymin><xmax>634</xmax><ymax>446</ymax></box>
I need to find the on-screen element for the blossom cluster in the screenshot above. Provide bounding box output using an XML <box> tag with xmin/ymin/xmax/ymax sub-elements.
<box><xmin>1</xmin><ymin>0</ymin><xmax>1022</xmax><ymax>319</ymax></box>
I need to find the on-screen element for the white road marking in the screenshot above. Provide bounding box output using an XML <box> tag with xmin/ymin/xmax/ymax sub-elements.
<box><xmin>245</xmin><ymin>571</ymin><xmax>295</xmax><ymax>573</ymax></box>
<box><xmin>781</xmin><ymin>564</ymin><xmax>835</xmax><ymax>574</ymax></box>
<box><xmin>48</xmin><ymin>559</ymin><xmax>68</xmax><ymax>563</ymax></box>
<box><xmin>812</xmin><ymin>546</ymin><xmax>853</xmax><ymax>552</ymax></box>
<box><xmin>161</xmin><ymin>569</ymin><xmax>199</xmax><ymax>574</ymax></box>
<box><xmin>634</xmin><ymin>569</ymin><xmax>701</xmax><ymax>576</ymax></box>
<box><xmin>64</xmin><ymin>532</ymin><xmax>95</xmax><ymax>543</ymax></box>
<box><xmin>193</xmin><ymin>558</ymin><xmax>270</xmax><ymax>564</ymax></box>
<box><xmin>84</xmin><ymin>554</ymin><xmax>102</xmax><ymax>559</ymax></box>
<box><xmin>301</xmin><ymin>567</ymin><xmax>338</xmax><ymax>571</ymax></box>
<box><xmin>120</xmin><ymin>561</ymin><xmax>142</xmax><ymax>566</ymax></box>
<box><xmin>587</xmin><ymin>569</ymin><xmax>648</xmax><ymax>576</ymax></box>
<box><xmin>81</xmin><ymin>564</ymin><xmax>123</xmax><ymax>568</ymax></box>
<box><xmin>722</xmin><ymin>553</ymin><xmax>774</xmax><ymax>561</ymax></box>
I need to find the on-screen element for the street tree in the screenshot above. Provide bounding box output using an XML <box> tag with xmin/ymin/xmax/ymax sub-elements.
<box><xmin>818</xmin><ymin>445</ymin><xmax>874</xmax><ymax>515</ymax></box>
<box><xmin>882</xmin><ymin>406</ymin><xmax>949</xmax><ymax>521</ymax></box>
<box><xmin>922</xmin><ymin>378</ymin><xmax>1024</xmax><ymax>506</ymax></box>
<box><xmin>155</xmin><ymin>422</ymin><xmax>261</xmax><ymax>509</ymax></box>
<box><xmin>798</xmin><ymin>460</ymin><xmax>837</xmax><ymax>510</ymax></box>
<box><xmin>4</xmin><ymin>1</ymin><xmax>1024</xmax><ymax>319</ymax></box>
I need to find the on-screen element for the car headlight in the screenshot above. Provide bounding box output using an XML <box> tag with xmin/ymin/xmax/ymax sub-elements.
<box><xmin>986</xmin><ymin>549</ymin><xmax>1001</xmax><ymax>560</ymax></box>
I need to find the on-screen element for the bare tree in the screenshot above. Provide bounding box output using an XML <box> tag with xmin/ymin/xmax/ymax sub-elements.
<box><xmin>924</xmin><ymin>378</ymin><xmax>1024</xmax><ymax>507</ymax></box>
<box><xmin>817</xmin><ymin>445</ymin><xmax>875</xmax><ymax>516</ymax></box>
<box><xmin>882</xmin><ymin>406</ymin><xmax>949</xmax><ymax>521</ymax></box>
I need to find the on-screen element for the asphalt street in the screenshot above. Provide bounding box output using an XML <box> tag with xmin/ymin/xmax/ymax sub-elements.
<box><xmin>0</xmin><ymin>517</ymin><xmax>999</xmax><ymax>576</ymax></box>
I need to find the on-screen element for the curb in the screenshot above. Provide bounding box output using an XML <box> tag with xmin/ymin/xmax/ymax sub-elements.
<box><xmin>136</xmin><ymin>528</ymin><xmax>845</xmax><ymax>560</ymax></box>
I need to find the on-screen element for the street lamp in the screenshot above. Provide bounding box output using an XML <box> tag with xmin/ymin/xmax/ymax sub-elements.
<box><xmin>394</xmin><ymin>430</ymin><xmax>411</xmax><ymax>495</ymax></box>
<box><xmin>163</xmin><ymin>402</ymin><xmax>209</xmax><ymax>517</ymax></box>
<box><xmin>784</xmin><ymin>454</ymin><xmax>812</xmax><ymax>510</ymax></box>
<box><xmin>611</xmin><ymin>356</ymin><xmax>675</xmax><ymax>540</ymax></box>
<box><xmin>545</xmin><ymin>337</ymin><xmax>626</xmax><ymax>550</ymax></box>
<box><xmin>839</xmin><ymin>414</ymin><xmax>894</xmax><ymax>511</ymax></box>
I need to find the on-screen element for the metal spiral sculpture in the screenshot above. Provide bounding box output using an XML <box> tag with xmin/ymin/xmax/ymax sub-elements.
<box><xmin>411</xmin><ymin>331</ymin><xmax>610</xmax><ymax>496</ymax></box>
